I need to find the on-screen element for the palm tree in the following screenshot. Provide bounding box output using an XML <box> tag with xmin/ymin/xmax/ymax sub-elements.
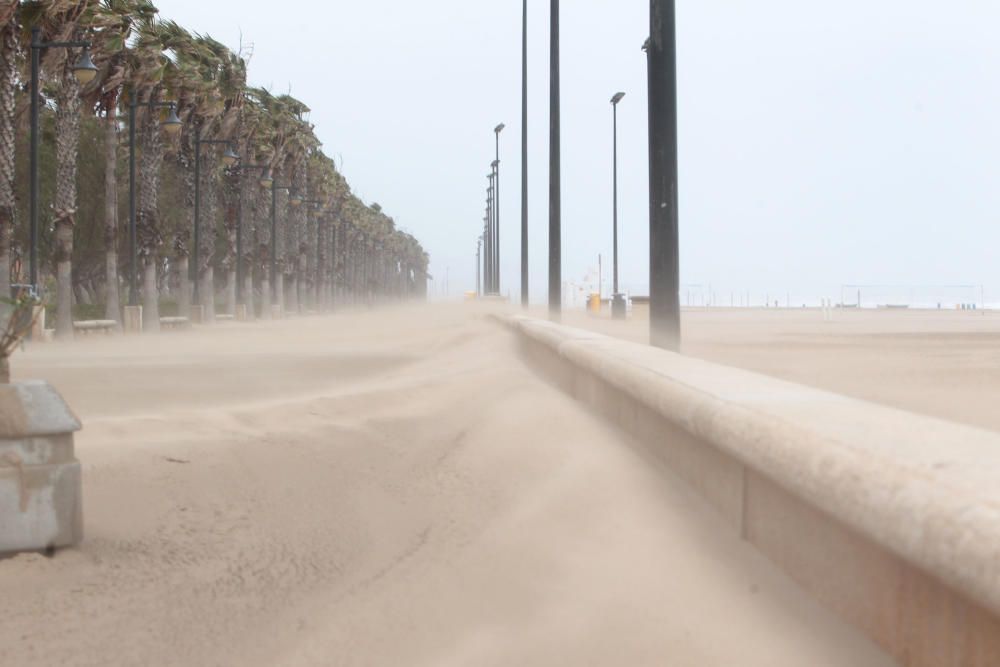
<box><xmin>83</xmin><ymin>0</ymin><xmax>156</xmax><ymax>327</ymax></box>
<box><xmin>0</xmin><ymin>2</ymin><xmax>19</xmax><ymax>315</ymax></box>
<box><xmin>23</xmin><ymin>0</ymin><xmax>96</xmax><ymax>339</ymax></box>
<box><xmin>129</xmin><ymin>14</ymin><xmax>180</xmax><ymax>331</ymax></box>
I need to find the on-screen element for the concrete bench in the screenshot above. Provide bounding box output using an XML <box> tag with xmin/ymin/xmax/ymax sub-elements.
<box><xmin>215</xmin><ymin>314</ymin><xmax>234</xmax><ymax>321</ymax></box>
<box><xmin>159</xmin><ymin>316</ymin><xmax>190</xmax><ymax>330</ymax></box>
<box><xmin>506</xmin><ymin>314</ymin><xmax>1000</xmax><ymax>666</ymax></box>
<box><xmin>72</xmin><ymin>319</ymin><xmax>117</xmax><ymax>334</ymax></box>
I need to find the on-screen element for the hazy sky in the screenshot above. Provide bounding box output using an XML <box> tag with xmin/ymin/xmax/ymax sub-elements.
<box><xmin>154</xmin><ymin>1</ymin><xmax>1000</xmax><ymax>305</ymax></box>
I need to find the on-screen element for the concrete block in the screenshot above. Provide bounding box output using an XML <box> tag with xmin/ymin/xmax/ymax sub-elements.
<box><xmin>123</xmin><ymin>305</ymin><xmax>142</xmax><ymax>334</ymax></box>
<box><xmin>271</xmin><ymin>304</ymin><xmax>283</xmax><ymax>319</ymax></box>
<box><xmin>0</xmin><ymin>381</ymin><xmax>82</xmax><ymax>553</ymax></box>
<box><xmin>189</xmin><ymin>305</ymin><xmax>206</xmax><ymax>324</ymax></box>
<box><xmin>235</xmin><ymin>304</ymin><xmax>249</xmax><ymax>321</ymax></box>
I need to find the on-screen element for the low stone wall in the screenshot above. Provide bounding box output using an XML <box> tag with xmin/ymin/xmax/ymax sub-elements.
<box><xmin>506</xmin><ymin>314</ymin><xmax>1000</xmax><ymax>666</ymax></box>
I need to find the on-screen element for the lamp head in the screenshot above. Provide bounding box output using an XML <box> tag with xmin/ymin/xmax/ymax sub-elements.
<box><xmin>259</xmin><ymin>169</ymin><xmax>274</xmax><ymax>189</ymax></box>
<box><xmin>611</xmin><ymin>92</ymin><xmax>626</xmax><ymax>105</ymax></box>
<box><xmin>221</xmin><ymin>144</ymin><xmax>239</xmax><ymax>167</ymax></box>
<box><xmin>494</xmin><ymin>123</ymin><xmax>505</xmax><ymax>134</ymax></box>
<box><xmin>162</xmin><ymin>105</ymin><xmax>182</xmax><ymax>135</ymax></box>
<box><xmin>72</xmin><ymin>48</ymin><xmax>98</xmax><ymax>86</ymax></box>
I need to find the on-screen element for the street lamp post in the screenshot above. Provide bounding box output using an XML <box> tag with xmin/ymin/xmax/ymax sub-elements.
<box><xmin>486</xmin><ymin>176</ymin><xmax>494</xmax><ymax>294</ymax></box>
<box><xmin>29</xmin><ymin>26</ymin><xmax>97</xmax><ymax>297</ymax></box>
<box><xmin>521</xmin><ymin>0</ymin><xmax>529</xmax><ymax>307</ymax></box>
<box><xmin>476</xmin><ymin>236</ymin><xmax>482</xmax><ymax>296</ymax></box>
<box><xmin>193</xmin><ymin>137</ymin><xmax>238</xmax><ymax>310</ymax></box>
<box><xmin>127</xmin><ymin>92</ymin><xmax>181</xmax><ymax>312</ymax></box>
<box><xmin>493</xmin><ymin>124</ymin><xmax>504</xmax><ymax>296</ymax></box>
<box><xmin>610</xmin><ymin>91</ymin><xmax>626</xmax><ymax>319</ymax></box>
<box><xmin>648</xmin><ymin>1</ymin><xmax>681</xmax><ymax>350</ymax></box>
<box><xmin>549</xmin><ymin>0</ymin><xmax>562</xmax><ymax>318</ymax></box>
<box><xmin>301</xmin><ymin>199</ymin><xmax>324</xmax><ymax>310</ymax></box>
<box><xmin>265</xmin><ymin>177</ymin><xmax>295</xmax><ymax>313</ymax></box>
<box><xmin>231</xmin><ymin>162</ymin><xmax>268</xmax><ymax>316</ymax></box>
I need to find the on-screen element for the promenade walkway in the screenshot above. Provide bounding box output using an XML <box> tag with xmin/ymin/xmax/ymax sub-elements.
<box><xmin>0</xmin><ymin>305</ymin><xmax>888</xmax><ymax>665</ymax></box>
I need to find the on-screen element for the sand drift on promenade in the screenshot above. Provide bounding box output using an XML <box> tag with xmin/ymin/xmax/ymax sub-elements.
<box><xmin>0</xmin><ymin>305</ymin><xmax>888</xmax><ymax>666</ymax></box>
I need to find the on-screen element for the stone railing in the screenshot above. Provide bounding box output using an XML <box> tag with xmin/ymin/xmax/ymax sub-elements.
<box><xmin>506</xmin><ymin>314</ymin><xmax>1000</xmax><ymax>666</ymax></box>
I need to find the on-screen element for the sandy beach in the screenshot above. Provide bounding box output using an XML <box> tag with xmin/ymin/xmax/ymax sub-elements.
<box><xmin>0</xmin><ymin>304</ymin><xmax>891</xmax><ymax>666</ymax></box>
<box><xmin>565</xmin><ymin>306</ymin><xmax>1000</xmax><ymax>434</ymax></box>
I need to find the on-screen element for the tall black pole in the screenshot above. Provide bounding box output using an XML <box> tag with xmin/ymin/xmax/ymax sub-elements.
<box><xmin>494</xmin><ymin>126</ymin><xmax>503</xmax><ymax>295</ymax></box>
<box><xmin>521</xmin><ymin>0</ymin><xmax>529</xmax><ymax>307</ymax></box>
<box><xmin>548</xmin><ymin>0</ymin><xmax>561</xmax><ymax>318</ymax></box>
<box><xmin>476</xmin><ymin>238</ymin><xmax>481</xmax><ymax>296</ymax></box>
<box><xmin>613</xmin><ymin>100</ymin><xmax>619</xmax><ymax>295</ymax></box>
<box><xmin>29</xmin><ymin>27</ymin><xmax>40</xmax><ymax>294</ymax></box>
<box><xmin>648</xmin><ymin>0</ymin><xmax>680</xmax><ymax>350</ymax></box>
<box><xmin>270</xmin><ymin>185</ymin><xmax>277</xmax><ymax>303</ymax></box>
<box><xmin>235</xmin><ymin>171</ymin><xmax>243</xmax><ymax>306</ymax></box>
<box><xmin>193</xmin><ymin>138</ymin><xmax>201</xmax><ymax>305</ymax></box>
<box><xmin>128</xmin><ymin>92</ymin><xmax>138</xmax><ymax>306</ymax></box>
<box><xmin>610</xmin><ymin>92</ymin><xmax>627</xmax><ymax>319</ymax></box>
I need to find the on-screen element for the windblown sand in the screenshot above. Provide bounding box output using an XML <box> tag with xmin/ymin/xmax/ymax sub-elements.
<box><xmin>0</xmin><ymin>305</ymin><xmax>891</xmax><ymax>666</ymax></box>
<box><xmin>566</xmin><ymin>306</ymin><xmax>1000</xmax><ymax>433</ymax></box>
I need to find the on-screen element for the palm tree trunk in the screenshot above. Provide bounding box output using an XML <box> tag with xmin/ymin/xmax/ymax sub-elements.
<box><xmin>103</xmin><ymin>107</ymin><xmax>121</xmax><ymax>326</ymax></box>
<box><xmin>177</xmin><ymin>257</ymin><xmax>190</xmax><ymax>318</ymax></box>
<box><xmin>260</xmin><ymin>278</ymin><xmax>271</xmax><ymax>319</ymax></box>
<box><xmin>138</xmin><ymin>97</ymin><xmax>164</xmax><ymax>331</ymax></box>
<box><xmin>225</xmin><ymin>269</ymin><xmax>235</xmax><ymax>316</ymax></box>
<box><xmin>0</xmin><ymin>17</ymin><xmax>16</xmax><ymax>320</ymax></box>
<box><xmin>54</xmin><ymin>60</ymin><xmax>82</xmax><ymax>340</ymax></box>
<box><xmin>275</xmin><ymin>273</ymin><xmax>284</xmax><ymax>315</ymax></box>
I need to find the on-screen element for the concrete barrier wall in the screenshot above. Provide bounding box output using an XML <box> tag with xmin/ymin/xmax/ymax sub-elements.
<box><xmin>506</xmin><ymin>314</ymin><xmax>1000</xmax><ymax>666</ymax></box>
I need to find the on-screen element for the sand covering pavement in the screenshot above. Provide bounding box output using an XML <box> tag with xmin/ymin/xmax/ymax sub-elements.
<box><xmin>0</xmin><ymin>305</ymin><xmax>889</xmax><ymax>665</ymax></box>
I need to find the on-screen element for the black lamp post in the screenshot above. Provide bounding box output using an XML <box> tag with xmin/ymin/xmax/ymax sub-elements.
<box><xmin>263</xmin><ymin>176</ymin><xmax>294</xmax><ymax>307</ymax></box>
<box><xmin>490</xmin><ymin>157</ymin><xmax>500</xmax><ymax>294</ymax></box>
<box><xmin>29</xmin><ymin>27</ymin><xmax>97</xmax><ymax>297</ymax></box>
<box><xmin>193</xmin><ymin>138</ymin><xmax>239</xmax><ymax>306</ymax></box>
<box><xmin>493</xmin><ymin>124</ymin><xmax>504</xmax><ymax>295</ymax></box>
<box><xmin>128</xmin><ymin>92</ymin><xmax>182</xmax><ymax>307</ymax></box>
<box><xmin>610</xmin><ymin>91</ymin><xmax>626</xmax><ymax>319</ymax></box>
<box><xmin>521</xmin><ymin>0</ymin><xmax>529</xmax><ymax>307</ymax></box>
<box><xmin>647</xmin><ymin>0</ymin><xmax>680</xmax><ymax>350</ymax></box>
<box><xmin>476</xmin><ymin>235</ymin><xmax>482</xmax><ymax>296</ymax></box>
<box><xmin>301</xmin><ymin>198</ymin><xmax>324</xmax><ymax>310</ymax></box>
<box><xmin>231</xmin><ymin>161</ymin><xmax>269</xmax><ymax>308</ymax></box>
<box><xmin>486</xmin><ymin>176</ymin><xmax>494</xmax><ymax>294</ymax></box>
<box><xmin>549</xmin><ymin>0</ymin><xmax>561</xmax><ymax>318</ymax></box>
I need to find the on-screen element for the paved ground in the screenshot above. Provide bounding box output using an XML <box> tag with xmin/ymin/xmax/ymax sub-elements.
<box><xmin>562</xmin><ymin>305</ymin><xmax>1000</xmax><ymax>433</ymax></box>
<box><xmin>0</xmin><ymin>305</ymin><xmax>889</xmax><ymax>666</ymax></box>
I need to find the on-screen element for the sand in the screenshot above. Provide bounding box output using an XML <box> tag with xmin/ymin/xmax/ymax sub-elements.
<box><xmin>564</xmin><ymin>306</ymin><xmax>1000</xmax><ymax>434</ymax></box>
<box><xmin>0</xmin><ymin>304</ymin><xmax>891</xmax><ymax>666</ymax></box>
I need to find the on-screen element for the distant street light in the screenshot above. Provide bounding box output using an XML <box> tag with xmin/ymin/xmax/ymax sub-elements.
<box><xmin>493</xmin><ymin>124</ymin><xmax>504</xmax><ymax>295</ymax></box>
<box><xmin>29</xmin><ymin>27</ymin><xmax>97</xmax><ymax>296</ymax></box>
<box><xmin>232</xmin><ymin>161</ymin><xmax>270</xmax><ymax>309</ymax></box>
<box><xmin>128</xmin><ymin>92</ymin><xmax>181</xmax><ymax>308</ymax></box>
<box><xmin>194</xmin><ymin>138</ymin><xmax>239</xmax><ymax>306</ymax></box>
<box><xmin>611</xmin><ymin>91</ymin><xmax>626</xmax><ymax>319</ymax></box>
<box><xmin>263</xmin><ymin>178</ymin><xmax>294</xmax><ymax>306</ymax></box>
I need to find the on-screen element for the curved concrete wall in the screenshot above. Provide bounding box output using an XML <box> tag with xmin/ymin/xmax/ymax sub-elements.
<box><xmin>507</xmin><ymin>314</ymin><xmax>1000</xmax><ymax>666</ymax></box>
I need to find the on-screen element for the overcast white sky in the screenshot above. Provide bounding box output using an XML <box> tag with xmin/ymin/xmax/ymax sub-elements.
<box><xmin>154</xmin><ymin>0</ymin><xmax>1000</xmax><ymax>305</ymax></box>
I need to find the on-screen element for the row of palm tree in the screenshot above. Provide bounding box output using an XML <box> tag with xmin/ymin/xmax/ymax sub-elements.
<box><xmin>0</xmin><ymin>0</ymin><xmax>428</xmax><ymax>337</ymax></box>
